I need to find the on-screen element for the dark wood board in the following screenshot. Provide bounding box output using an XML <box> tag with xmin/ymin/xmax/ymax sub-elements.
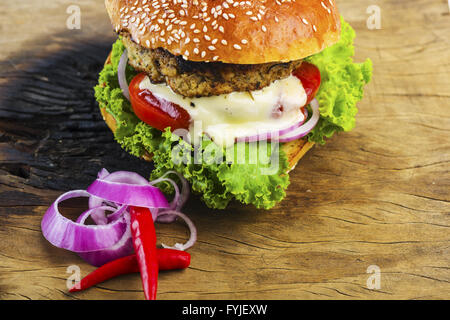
<box><xmin>0</xmin><ymin>0</ymin><xmax>449</xmax><ymax>299</ymax></box>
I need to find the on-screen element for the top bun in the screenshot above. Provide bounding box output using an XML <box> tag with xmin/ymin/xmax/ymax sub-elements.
<box><xmin>105</xmin><ymin>0</ymin><xmax>341</xmax><ymax>64</ymax></box>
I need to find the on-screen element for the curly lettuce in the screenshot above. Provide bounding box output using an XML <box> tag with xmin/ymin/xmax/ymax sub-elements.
<box><xmin>94</xmin><ymin>18</ymin><xmax>371</xmax><ymax>209</ymax></box>
<box><xmin>306</xmin><ymin>17</ymin><xmax>373</xmax><ymax>144</ymax></box>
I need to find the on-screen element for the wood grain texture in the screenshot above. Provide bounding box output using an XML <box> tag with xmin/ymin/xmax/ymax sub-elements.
<box><xmin>0</xmin><ymin>0</ymin><xmax>449</xmax><ymax>300</ymax></box>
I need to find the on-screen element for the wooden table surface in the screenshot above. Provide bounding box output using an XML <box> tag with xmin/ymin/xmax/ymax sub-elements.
<box><xmin>0</xmin><ymin>0</ymin><xmax>449</xmax><ymax>300</ymax></box>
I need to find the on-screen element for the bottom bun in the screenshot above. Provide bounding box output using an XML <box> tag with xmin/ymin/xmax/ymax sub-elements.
<box><xmin>100</xmin><ymin>53</ymin><xmax>314</xmax><ymax>171</ymax></box>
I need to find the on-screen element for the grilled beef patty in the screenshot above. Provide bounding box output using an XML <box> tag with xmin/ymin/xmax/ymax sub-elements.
<box><xmin>122</xmin><ymin>35</ymin><xmax>303</xmax><ymax>98</ymax></box>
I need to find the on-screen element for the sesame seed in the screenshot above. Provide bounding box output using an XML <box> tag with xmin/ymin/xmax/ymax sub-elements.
<box><xmin>118</xmin><ymin>0</ymin><xmax>306</xmax><ymax>56</ymax></box>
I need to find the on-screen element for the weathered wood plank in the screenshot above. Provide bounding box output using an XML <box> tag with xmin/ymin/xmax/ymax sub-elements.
<box><xmin>0</xmin><ymin>0</ymin><xmax>449</xmax><ymax>300</ymax></box>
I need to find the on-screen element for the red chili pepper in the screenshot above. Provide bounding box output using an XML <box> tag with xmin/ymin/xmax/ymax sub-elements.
<box><xmin>69</xmin><ymin>249</ymin><xmax>191</xmax><ymax>293</ymax></box>
<box><xmin>129</xmin><ymin>206</ymin><xmax>159</xmax><ymax>300</ymax></box>
<box><xmin>157</xmin><ymin>248</ymin><xmax>191</xmax><ymax>270</ymax></box>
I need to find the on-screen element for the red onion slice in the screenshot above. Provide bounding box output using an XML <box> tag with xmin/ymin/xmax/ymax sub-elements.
<box><xmin>151</xmin><ymin>171</ymin><xmax>191</xmax><ymax>223</ymax></box>
<box><xmin>87</xmin><ymin>178</ymin><xmax>170</xmax><ymax>209</ymax></box>
<box><xmin>97</xmin><ymin>168</ymin><xmax>110</xmax><ymax>179</ymax></box>
<box><xmin>118</xmin><ymin>49</ymin><xmax>130</xmax><ymax>101</ymax></box>
<box><xmin>150</xmin><ymin>171</ymin><xmax>190</xmax><ymax>206</ymax></box>
<box><xmin>235</xmin><ymin>107</ymin><xmax>308</xmax><ymax>143</ymax></box>
<box><xmin>41</xmin><ymin>190</ymin><xmax>128</xmax><ymax>253</ymax></box>
<box><xmin>150</xmin><ymin>173</ymin><xmax>180</xmax><ymax>209</ymax></box>
<box><xmin>89</xmin><ymin>170</ymin><xmax>150</xmax><ymax>224</ymax></box>
<box><xmin>158</xmin><ymin>210</ymin><xmax>197</xmax><ymax>251</ymax></box>
<box><xmin>75</xmin><ymin>205</ymin><xmax>118</xmax><ymax>224</ymax></box>
<box><xmin>97</xmin><ymin>170</ymin><xmax>150</xmax><ymax>185</ymax></box>
<box><xmin>78</xmin><ymin>212</ymin><xmax>134</xmax><ymax>267</ymax></box>
<box><xmin>277</xmin><ymin>98</ymin><xmax>320</xmax><ymax>143</ymax></box>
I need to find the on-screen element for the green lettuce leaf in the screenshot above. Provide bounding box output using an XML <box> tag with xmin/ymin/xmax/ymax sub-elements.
<box><xmin>306</xmin><ymin>17</ymin><xmax>373</xmax><ymax>144</ymax></box>
<box><xmin>94</xmin><ymin>18</ymin><xmax>371</xmax><ymax>209</ymax></box>
<box><xmin>148</xmin><ymin>130</ymin><xmax>290</xmax><ymax>209</ymax></box>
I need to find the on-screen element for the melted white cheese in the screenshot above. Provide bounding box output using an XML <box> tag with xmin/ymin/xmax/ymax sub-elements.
<box><xmin>139</xmin><ymin>75</ymin><xmax>307</xmax><ymax>146</ymax></box>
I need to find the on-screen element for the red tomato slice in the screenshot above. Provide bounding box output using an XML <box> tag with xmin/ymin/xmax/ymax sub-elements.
<box><xmin>129</xmin><ymin>73</ymin><xmax>191</xmax><ymax>132</ymax></box>
<box><xmin>293</xmin><ymin>62</ymin><xmax>321</xmax><ymax>106</ymax></box>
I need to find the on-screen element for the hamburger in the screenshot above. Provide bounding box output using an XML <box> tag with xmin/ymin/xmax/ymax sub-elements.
<box><xmin>96</xmin><ymin>0</ymin><xmax>372</xmax><ymax>209</ymax></box>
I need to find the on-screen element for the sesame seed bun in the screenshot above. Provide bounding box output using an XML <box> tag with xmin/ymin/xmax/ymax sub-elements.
<box><xmin>105</xmin><ymin>0</ymin><xmax>341</xmax><ymax>64</ymax></box>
